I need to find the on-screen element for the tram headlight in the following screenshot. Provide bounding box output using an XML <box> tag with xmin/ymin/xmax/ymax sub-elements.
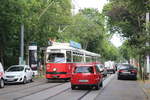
<box><xmin>53</xmin><ymin>68</ymin><xmax>57</xmax><ymax>71</ymax></box>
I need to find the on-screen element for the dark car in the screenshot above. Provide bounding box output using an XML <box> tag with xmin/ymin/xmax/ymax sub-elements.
<box><xmin>71</xmin><ymin>63</ymin><xmax>103</xmax><ymax>90</ymax></box>
<box><xmin>117</xmin><ymin>64</ymin><xmax>137</xmax><ymax>80</ymax></box>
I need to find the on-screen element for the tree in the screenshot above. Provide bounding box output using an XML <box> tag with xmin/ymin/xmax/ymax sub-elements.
<box><xmin>103</xmin><ymin>0</ymin><xmax>150</xmax><ymax>78</ymax></box>
<box><xmin>0</xmin><ymin>0</ymin><xmax>72</xmax><ymax>67</ymax></box>
<box><xmin>61</xmin><ymin>8</ymin><xmax>120</xmax><ymax>61</ymax></box>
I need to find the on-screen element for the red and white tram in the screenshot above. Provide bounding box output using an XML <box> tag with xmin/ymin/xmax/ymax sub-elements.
<box><xmin>45</xmin><ymin>42</ymin><xmax>100</xmax><ymax>81</ymax></box>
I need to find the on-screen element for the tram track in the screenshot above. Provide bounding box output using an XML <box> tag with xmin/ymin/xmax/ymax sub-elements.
<box><xmin>12</xmin><ymin>82</ymin><xmax>71</xmax><ymax>100</ymax></box>
<box><xmin>77</xmin><ymin>90</ymin><xmax>91</xmax><ymax>100</ymax></box>
<box><xmin>0</xmin><ymin>80</ymin><xmax>47</xmax><ymax>95</ymax></box>
<box><xmin>44</xmin><ymin>88</ymin><xmax>71</xmax><ymax>100</ymax></box>
<box><xmin>0</xmin><ymin>74</ymin><xmax>114</xmax><ymax>100</ymax></box>
<box><xmin>43</xmin><ymin>88</ymin><xmax>92</xmax><ymax>100</ymax></box>
<box><xmin>43</xmin><ymin>75</ymin><xmax>111</xmax><ymax>100</ymax></box>
<box><xmin>13</xmin><ymin>83</ymin><xmax>66</xmax><ymax>100</ymax></box>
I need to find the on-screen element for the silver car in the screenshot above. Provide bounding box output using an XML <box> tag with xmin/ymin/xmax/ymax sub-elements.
<box><xmin>96</xmin><ymin>64</ymin><xmax>107</xmax><ymax>77</ymax></box>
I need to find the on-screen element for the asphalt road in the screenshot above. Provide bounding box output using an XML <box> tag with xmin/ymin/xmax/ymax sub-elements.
<box><xmin>0</xmin><ymin>74</ymin><xmax>147</xmax><ymax>100</ymax></box>
<box><xmin>95</xmin><ymin>75</ymin><xmax>147</xmax><ymax>100</ymax></box>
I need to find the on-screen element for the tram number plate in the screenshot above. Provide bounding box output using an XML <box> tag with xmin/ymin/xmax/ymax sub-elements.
<box><xmin>79</xmin><ymin>80</ymin><xmax>88</xmax><ymax>82</ymax></box>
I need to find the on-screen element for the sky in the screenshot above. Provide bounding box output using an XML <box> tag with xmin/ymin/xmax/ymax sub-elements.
<box><xmin>72</xmin><ymin>0</ymin><xmax>108</xmax><ymax>13</ymax></box>
<box><xmin>72</xmin><ymin>0</ymin><xmax>124</xmax><ymax>47</ymax></box>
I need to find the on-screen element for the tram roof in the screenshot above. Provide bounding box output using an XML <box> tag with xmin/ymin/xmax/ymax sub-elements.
<box><xmin>47</xmin><ymin>43</ymin><xmax>77</xmax><ymax>51</ymax></box>
<box><xmin>46</xmin><ymin>42</ymin><xmax>100</xmax><ymax>57</ymax></box>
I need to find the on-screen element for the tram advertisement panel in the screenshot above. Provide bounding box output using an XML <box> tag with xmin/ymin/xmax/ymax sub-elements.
<box><xmin>29</xmin><ymin>45</ymin><xmax>37</xmax><ymax>71</ymax></box>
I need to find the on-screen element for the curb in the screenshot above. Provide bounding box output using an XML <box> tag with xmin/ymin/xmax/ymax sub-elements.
<box><xmin>138</xmin><ymin>82</ymin><xmax>150</xmax><ymax>100</ymax></box>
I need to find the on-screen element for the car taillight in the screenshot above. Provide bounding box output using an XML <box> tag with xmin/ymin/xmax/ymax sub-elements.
<box><xmin>131</xmin><ymin>70</ymin><xmax>137</xmax><ymax>73</ymax></box>
<box><xmin>118</xmin><ymin>70</ymin><xmax>124</xmax><ymax>73</ymax></box>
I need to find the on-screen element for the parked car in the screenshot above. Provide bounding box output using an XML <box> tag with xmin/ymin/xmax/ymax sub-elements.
<box><xmin>71</xmin><ymin>63</ymin><xmax>103</xmax><ymax>90</ymax></box>
<box><xmin>117</xmin><ymin>64</ymin><xmax>137</xmax><ymax>80</ymax></box>
<box><xmin>96</xmin><ymin>64</ymin><xmax>107</xmax><ymax>77</ymax></box>
<box><xmin>104</xmin><ymin>61</ymin><xmax>116</xmax><ymax>74</ymax></box>
<box><xmin>0</xmin><ymin>62</ymin><xmax>4</xmax><ymax>88</ymax></box>
<box><xmin>4</xmin><ymin>65</ymin><xmax>33</xmax><ymax>84</ymax></box>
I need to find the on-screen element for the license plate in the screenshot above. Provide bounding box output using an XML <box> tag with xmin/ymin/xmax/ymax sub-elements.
<box><xmin>7</xmin><ymin>79</ymin><xmax>15</xmax><ymax>81</ymax></box>
<box><xmin>79</xmin><ymin>80</ymin><xmax>88</xmax><ymax>82</ymax></box>
<box><xmin>122</xmin><ymin>72</ymin><xmax>130</xmax><ymax>74</ymax></box>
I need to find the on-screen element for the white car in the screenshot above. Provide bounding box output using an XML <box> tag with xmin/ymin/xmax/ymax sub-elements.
<box><xmin>0</xmin><ymin>62</ymin><xmax>4</xmax><ymax>88</ymax></box>
<box><xmin>96</xmin><ymin>64</ymin><xmax>107</xmax><ymax>77</ymax></box>
<box><xmin>4</xmin><ymin>65</ymin><xmax>33</xmax><ymax>84</ymax></box>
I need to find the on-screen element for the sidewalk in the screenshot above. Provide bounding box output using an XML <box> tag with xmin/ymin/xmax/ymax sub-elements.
<box><xmin>138</xmin><ymin>80</ymin><xmax>150</xmax><ymax>100</ymax></box>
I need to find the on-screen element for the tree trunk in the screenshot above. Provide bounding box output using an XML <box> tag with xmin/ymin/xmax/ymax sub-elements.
<box><xmin>138</xmin><ymin>55</ymin><xmax>143</xmax><ymax>79</ymax></box>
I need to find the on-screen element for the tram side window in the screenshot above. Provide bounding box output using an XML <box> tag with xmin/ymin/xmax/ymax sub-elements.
<box><xmin>48</xmin><ymin>53</ymin><xmax>65</xmax><ymax>63</ymax></box>
<box><xmin>86</xmin><ymin>56</ymin><xmax>92</xmax><ymax>62</ymax></box>
<box><xmin>73</xmin><ymin>54</ymin><xmax>83</xmax><ymax>62</ymax></box>
<box><xmin>66</xmin><ymin>51</ymin><xmax>71</xmax><ymax>62</ymax></box>
<box><xmin>92</xmin><ymin>57</ymin><xmax>96</xmax><ymax>62</ymax></box>
<box><xmin>73</xmin><ymin>55</ymin><xmax>77</xmax><ymax>62</ymax></box>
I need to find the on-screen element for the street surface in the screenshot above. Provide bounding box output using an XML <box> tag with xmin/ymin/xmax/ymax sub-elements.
<box><xmin>96</xmin><ymin>75</ymin><xmax>146</xmax><ymax>100</ymax></box>
<box><xmin>0</xmin><ymin>74</ymin><xmax>147</xmax><ymax>100</ymax></box>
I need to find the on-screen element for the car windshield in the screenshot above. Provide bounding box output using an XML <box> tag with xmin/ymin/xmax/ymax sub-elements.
<box><xmin>47</xmin><ymin>53</ymin><xmax>65</xmax><ymax>63</ymax></box>
<box><xmin>7</xmin><ymin>66</ymin><xmax>24</xmax><ymax>72</ymax></box>
<box><xmin>97</xmin><ymin>64</ymin><xmax>103</xmax><ymax>68</ymax></box>
<box><xmin>74</xmin><ymin>66</ymin><xmax>94</xmax><ymax>73</ymax></box>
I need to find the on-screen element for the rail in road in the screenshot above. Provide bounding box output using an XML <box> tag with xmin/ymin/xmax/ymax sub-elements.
<box><xmin>0</xmin><ymin>79</ymin><xmax>47</xmax><ymax>95</ymax></box>
<box><xmin>0</xmin><ymin>74</ymin><xmax>115</xmax><ymax>100</ymax></box>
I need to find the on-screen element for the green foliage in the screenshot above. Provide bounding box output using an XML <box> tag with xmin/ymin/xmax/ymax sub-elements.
<box><xmin>61</xmin><ymin>8</ymin><xmax>119</xmax><ymax>61</ymax></box>
<box><xmin>0</xmin><ymin>0</ymin><xmax>72</xmax><ymax>67</ymax></box>
<box><xmin>103</xmin><ymin>0</ymin><xmax>149</xmax><ymax>60</ymax></box>
<box><xmin>0</xmin><ymin>1</ymin><xmax>120</xmax><ymax>67</ymax></box>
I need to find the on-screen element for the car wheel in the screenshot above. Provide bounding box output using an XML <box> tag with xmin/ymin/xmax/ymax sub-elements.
<box><xmin>134</xmin><ymin>76</ymin><xmax>137</xmax><ymax>80</ymax></box>
<box><xmin>23</xmin><ymin>77</ymin><xmax>27</xmax><ymax>84</ymax></box>
<box><xmin>30</xmin><ymin>78</ymin><xmax>33</xmax><ymax>82</ymax></box>
<box><xmin>0</xmin><ymin>79</ymin><xmax>4</xmax><ymax>88</ymax></box>
<box><xmin>118</xmin><ymin>76</ymin><xmax>121</xmax><ymax>80</ymax></box>
<box><xmin>71</xmin><ymin>85</ymin><xmax>75</xmax><ymax>90</ymax></box>
<box><xmin>100</xmin><ymin>81</ymin><xmax>103</xmax><ymax>87</ymax></box>
<box><xmin>113</xmin><ymin>70</ymin><xmax>115</xmax><ymax>74</ymax></box>
<box><xmin>95</xmin><ymin>84</ymin><xmax>100</xmax><ymax>90</ymax></box>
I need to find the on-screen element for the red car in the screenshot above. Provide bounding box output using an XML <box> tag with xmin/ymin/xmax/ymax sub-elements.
<box><xmin>71</xmin><ymin>63</ymin><xmax>103</xmax><ymax>90</ymax></box>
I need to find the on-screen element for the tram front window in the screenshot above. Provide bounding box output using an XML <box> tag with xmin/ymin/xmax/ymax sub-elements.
<box><xmin>48</xmin><ymin>53</ymin><xmax>65</xmax><ymax>63</ymax></box>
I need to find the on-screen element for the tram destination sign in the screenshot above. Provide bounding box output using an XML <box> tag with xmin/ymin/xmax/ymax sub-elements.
<box><xmin>70</xmin><ymin>40</ymin><xmax>82</xmax><ymax>49</ymax></box>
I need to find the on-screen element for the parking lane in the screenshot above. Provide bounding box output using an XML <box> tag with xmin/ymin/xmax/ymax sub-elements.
<box><xmin>95</xmin><ymin>75</ymin><xmax>146</xmax><ymax>100</ymax></box>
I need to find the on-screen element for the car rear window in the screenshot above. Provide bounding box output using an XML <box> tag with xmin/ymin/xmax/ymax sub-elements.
<box><xmin>119</xmin><ymin>66</ymin><xmax>135</xmax><ymax>70</ymax></box>
<box><xmin>74</xmin><ymin>66</ymin><xmax>94</xmax><ymax>73</ymax></box>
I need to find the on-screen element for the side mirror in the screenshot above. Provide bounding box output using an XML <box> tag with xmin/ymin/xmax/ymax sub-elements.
<box><xmin>99</xmin><ymin>69</ymin><xmax>103</xmax><ymax>72</ymax></box>
<box><xmin>25</xmin><ymin>68</ymin><xmax>28</xmax><ymax>72</ymax></box>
